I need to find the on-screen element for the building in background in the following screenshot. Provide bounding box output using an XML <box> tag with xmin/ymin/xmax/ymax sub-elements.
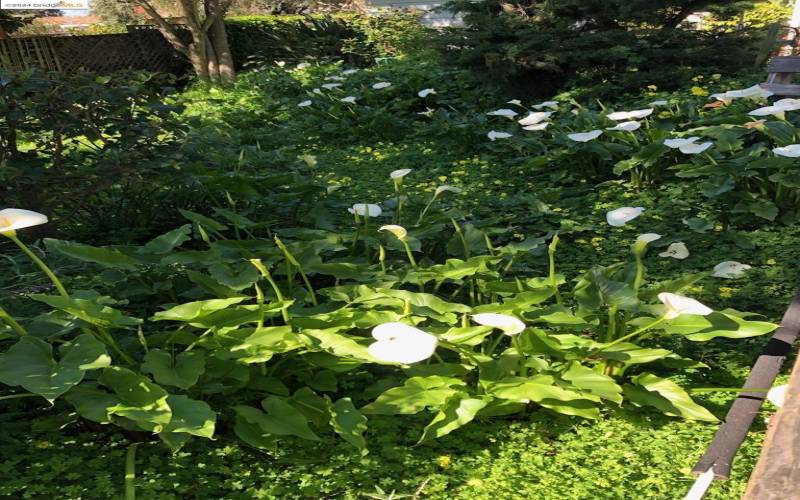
<box><xmin>367</xmin><ymin>0</ymin><xmax>462</xmax><ymax>27</ymax></box>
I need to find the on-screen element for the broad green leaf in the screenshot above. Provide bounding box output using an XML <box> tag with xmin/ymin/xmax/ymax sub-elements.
<box><xmin>30</xmin><ymin>295</ymin><xmax>142</xmax><ymax>330</ymax></box>
<box><xmin>418</xmin><ymin>394</ymin><xmax>488</xmax><ymax>443</ymax></box>
<box><xmin>328</xmin><ymin>397</ymin><xmax>368</xmax><ymax>453</ymax></box>
<box><xmin>162</xmin><ymin>395</ymin><xmax>216</xmax><ymax>438</ymax></box>
<box><xmin>208</xmin><ymin>262</ymin><xmax>260</xmax><ymax>291</ymax></box>
<box><xmin>440</xmin><ymin>326</ymin><xmax>493</xmax><ymax>346</ymax></box>
<box><xmin>152</xmin><ymin>297</ymin><xmax>247</xmax><ymax>322</ymax></box>
<box><xmin>139</xmin><ymin>225</ymin><xmax>192</xmax><ymax>254</ymax></box>
<box><xmin>45</xmin><ymin>239</ymin><xmax>142</xmax><ymax>270</ymax></box>
<box><xmin>185</xmin><ymin>270</ymin><xmax>242</xmax><ymax>299</ymax></box>
<box><xmin>141</xmin><ymin>349</ymin><xmax>206</xmax><ymax>390</ymax></box>
<box><xmin>300</xmin><ymin>327</ymin><xmax>374</xmax><ymax>362</ymax></box>
<box><xmin>662</xmin><ymin>311</ymin><xmax>776</xmax><ymax>341</ymax></box>
<box><xmin>234</xmin><ymin>396</ymin><xmax>320</xmax><ymax>441</ymax></box>
<box><xmin>179</xmin><ymin>209</ymin><xmax>228</xmax><ymax>232</ymax></box>
<box><xmin>361</xmin><ymin>376</ymin><xmax>464</xmax><ymax>415</ymax></box>
<box><xmin>487</xmin><ymin>375</ymin><xmax>599</xmax><ymax>419</ymax></box>
<box><xmin>626</xmin><ymin>373</ymin><xmax>718</xmax><ymax>422</ymax></box>
<box><xmin>595</xmin><ymin>342</ymin><xmax>674</xmax><ymax>366</ymax></box>
<box><xmin>233</xmin><ymin>406</ymin><xmax>277</xmax><ymax>450</ymax></box>
<box><xmin>98</xmin><ymin>367</ymin><xmax>172</xmax><ymax>432</ymax></box>
<box><xmin>574</xmin><ymin>268</ymin><xmax>639</xmax><ymax>312</ymax></box>
<box><xmin>290</xmin><ymin>387</ymin><xmax>330</xmax><ymax>428</ymax></box>
<box><xmin>560</xmin><ymin>361</ymin><xmax>623</xmax><ymax>404</ymax></box>
<box><xmin>0</xmin><ymin>334</ymin><xmax>109</xmax><ymax>402</ymax></box>
<box><xmin>65</xmin><ymin>384</ymin><xmax>118</xmax><ymax>423</ymax></box>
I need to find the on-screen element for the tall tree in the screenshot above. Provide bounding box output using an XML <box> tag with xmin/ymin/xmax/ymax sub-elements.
<box><xmin>133</xmin><ymin>0</ymin><xmax>236</xmax><ymax>85</ymax></box>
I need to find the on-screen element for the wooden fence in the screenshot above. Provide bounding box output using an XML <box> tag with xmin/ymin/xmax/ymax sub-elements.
<box><xmin>0</xmin><ymin>28</ymin><xmax>187</xmax><ymax>74</ymax></box>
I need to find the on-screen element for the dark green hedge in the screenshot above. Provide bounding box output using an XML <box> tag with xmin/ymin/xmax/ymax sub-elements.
<box><xmin>225</xmin><ymin>13</ymin><xmax>431</xmax><ymax>68</ymax></box>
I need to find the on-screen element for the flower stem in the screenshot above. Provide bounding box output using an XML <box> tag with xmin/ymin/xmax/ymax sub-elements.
<box><xmin>401</xmin><ymin>240</ymin><xmax>418</xmax><ymax>269</ymax></box>
<box><xmin>275</xmin><ymin>237</ymin><xmax>317</xmax><ymax>306</ymax></box>
<box><xmin>0</xmin><ymin>305</ymin><xmax>28</xmax><ymax>337</ymax></box>
<box><xmin>602</xmin><ymin>316</ymin><xmax>667</xmax><ymax>349</ymax></box>
<box><xmin>416</xmin><ymin>193</ymin><xmax>438</xmax><ymax>225</ymax></box>
<box><xmin>125</xmin><ymin>442</ymin><xmax>139</xmax><ymax>500</ymax></box>
<box><xmin>7</xmin><ymin>234</ymin><xmax>69</xmax><ymax>298</ymax></box>
<box><xmin>548</xmin><ymin>234</ymin><xmax>562</xmax><ymax>305</ymax></box>
<box><xmin>451</xmin><ymin>219</ymin><xmax>470</xmax><ymax>259</ymax></box>
<box><xmin>250</xmin><ymin>259</ymin><xmax>291</xmax><ymax>324</ymax></box>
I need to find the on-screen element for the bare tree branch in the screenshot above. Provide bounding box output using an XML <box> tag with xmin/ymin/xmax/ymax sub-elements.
<box><xmin>133</xmin><ymin>0</ymin><xmax>189</xmax><ymax>55</ymax></box>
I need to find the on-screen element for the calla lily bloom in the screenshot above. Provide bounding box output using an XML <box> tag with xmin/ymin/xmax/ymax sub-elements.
<box><xmin>774</xmin><ymin>98</ymin><xmax>800</xmax><ymax>111</ymax></box>
<box><xmin>0</xmin><ymin>209</ymin><xmax>48</xmax><ymax>235</ymax></box>
<box><xmin>472</xmin><ymin>313</ymin><xmax>526</xmax><ymax>336</ymax></box>
<box><xmin>679</xmin><ymin>142</ymin><xmax>713</xmax><ymax>154</ymax></box>
<box><xmin>435</xmin><ymin>185</ymin><xmax>462</xmax><ymax>196</ymax></box>
<box><xmin>488</xmin><ymin>131</ymin><xmax>513</xmax><ymax>141</ymax></box>
<box><xmin>372</xmin><ymin>82</ymin><xmax>392</xmax><ymax>90</ymax></box>
<box><xmin>649</xmin><ymin>100</ymin><xmax>668</xmax><ymax>106</ymax></box>
<box><xmin>773</xmin><ymin>144</ymin><xmax>800</xmax><ymax>158</ymax></box>
<box><xmin>348</xmin><ymin>204</ymin><xmax>382</xmax><ymax>217</ymax></box>
<box><xmin>712</xmin><ymin>261</ymin><xmax>751</xmax><ymax>278</ymax></box>
<box><xmin>712</xmin><ymin>84</ymin><xmax>773</xmax><ymax>104</ymax></box>
<box><xmin>321</xmin><ymin>83</ymin><xmax>342</xmax><ymax>90</ymax></box>
<box><xmin>748</xmin><ymin>105</ymin><xmax>786</xmax><ymax>119</ymax></box>
<box><xmin>418</xmin><ymin>88</ymin><xmax>436</xmax><ymax>98</ymax></box>
<box><xmin>342</xmin><ymin>69</ymin><xmax>359</xmax><ymax>75</ymax></box>
<box><xmin>743</xmin><ymin>119</ymin><xmax>767</xmax><ymax>130</ymax></box>
<box><xmin>532</xmin><ymin>101</ymin><xmax>558</xmax><ymax>110</ymax></box>
<box><xmin>658</xmin><ymin>293</ymin><xmax>713</xmax><ymax>319</ymax></box>
<box><xmin>659</xmin><ymin>242</ymin><xmax>689</xmax><ymax>260</ymax></box>
<box><xmin>295</xmin><ymin>62</ymin><xmax>311</xmax><ymax>70</ymax></box>
<box><xmin>607</xmin><ymin>121</ymin><xmax>641</xmax><ymax>132</ymax></box>
<box><xmin>312</xmin><ymin>88</ymin><xmax>322</xmax><ymax>95</ymax></box>
<box><xmin>568</xmin><ymin>130</ymin><xmax>603</xmax><ymax>142</ymax></box>
<box><xmin>325</xmin><ymin>75</ymin><xmax>345</xmax><ymax>81</ymax></box>
<box><xmin>523</xmin><ymin>122</ymin><xmax>550</xmax><ymax>131</ymax></box>
<box><xmin>607</xmin><ymin>109</ymin><xmax>653</xmax><ymax>121</ymax></box>
<box><xmin>487</xmin><ymin>109</ymin><xmax>518</xmax><ymax>118</ymax></box>
<box><xmin>636</xmin><ymin>233</ymin><xmax>662</xmax><ymax>244</ymax></box>
<box><xmin>664</xmin><ymin>137</ymin><xmax>700</xmax><ymax>149</ymax></box>
<box><xmin>518</xmin><ymin>111</ymin><xmax>552</xmax><ymax>126</ymax></box>
<box><xmin>340</xmin><ymin>96</ymin><xmax>357</xmax><ymax>103</ymax></box>
<box><xmin>507</xmin><ymin>99</ymin><xmax>522</xmax><ymax>106</ymax></box>
<box><xmin>390</xmin><ymin>168</ymin><xmax>412</xmax><ymax>179</ymax></box>
<box><xmin>298</xmin><ymin>100</ymin><xmax>312</xmax><ymax>107</ymax></box>
<box><xmin>767</xmin><ymin>385</ymin><xmax>787</xmax><ymax>408</ymax></box>
<box><xmin>606</xmin><ymin>206</ymin><xmax>644</xmax><ymax>226</ymax></box>
<box><xmin>379</xmin><ymin>225</ymin><xmax>408</xmax><ymax>240</ymax></box>
<box><xmin>368</xmin><ymin>322</ymin><xmax>438</xmax><ymax>364</ymax></box>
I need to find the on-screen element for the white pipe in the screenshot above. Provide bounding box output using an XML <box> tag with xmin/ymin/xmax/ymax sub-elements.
<box><xmin>791</xmin><ymin>0</ymin><xmax>800</xmax><ymax>28</ymax></box>
<box><xmin>684</xmin><ymin>467</ymin><xmax>716</xmax><ymax>500</ymax></box>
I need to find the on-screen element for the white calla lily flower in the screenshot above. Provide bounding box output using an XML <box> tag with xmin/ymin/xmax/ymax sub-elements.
<box><xmin>321</xmin><ymin>83</ymin><xmax>342</xmax><ymax>90</ymax></box>
<box><xmin>472</xmin><ymin>313</ymin><xmax>526</xmax><ymax>336</ymax></box>
<box><xmin>295</xmin><ymin>62</ymin><xmax>311</xmax><ymax>70</ymax></box>
<box><xmin>340</xmin><ymin>96</ymin><xmax>357</xmax><ymax>103</ymax></box>
<box><xmin>712</xmin><ymin>261</ymin><xmax>751</xmax><ymax>278</ymax></box>
<box><xmin>379</xmin><ymin>225</ymin><xmax>408</xmax><ymax>240</ymax></box>
<box><xmin>0</xmin><ymin>209</ymin><xmax>48</xmax><ymax>235</ymax></box>
<box><xmin>390</xmin><ymin>168</ymin><xmax>412</xmax><ymax>179</ymax></box>
<box><xmin>658</xmin><ymin>293</ymin><xmax>713</xmax><ymax>319</ymax></box>
<box><xmin>418</xmin><ymin>88</ymin><xmax>436</xmax><ymax>98</ymax></box>
<box><xmin>679</xmin><ymin>142</ymin><xmax>713</xmax><ymax>154</ymax></box>
<box><xmin>532</xmin><ymin>101</ymin><xmax>559</xmax><ymax>110</ymax></box>
<box><xmin>435</xmin><ymin>185</ymin><xmax>462</xmax><ymax>196</ymax></box>
<box><xmin>773</xmin><ymin>144</ymin><xmax>800</xmax><ymax>158</ymax></box>
<box><xmin>487</xmin><ymin>108</ymin><xmax>519</xmax><ymax>118</ymax></box>
<box><xmin>607</xmin><ymin>109</ymin><xmax>653</xmax><ymax>121</ymax></box>
<box><xmin>325</xmin><ymin>75</ymin><xmax>345</xmax><ymax>81</ymax></box>
<box><xmin>372</xmin><ymin>82</ymin><xmax>392</xmax><ymax>90</ymax></box>
<box><xmin>748</xmin><ymin>105</ymin><xmax>786</xmax><ymax>119</ymax></box>
<box><xmin>523</xmin><ymin>122</ymin><xmax>550</xmax><ymax>131</ymax></box>
<box><xmin>649</xmin><ymin>100</ymin><xmax>668</xmax><ymax>106</ymax></box>
<box><xmin>568</xmin><ymin>130</ymin><xmax>603</xmax><ymax>142</ymax></box>
<box><xmin>607</xmin><ymin>121</ymin><xmax>641</xmax><ymax>132</ymax></box>
<box><xmin>298</xmin><ymin>100</ymin><xmax>312</xmax><ymax>107</ymax></box>
<box><xmin>312</xmin><ymin>88</ymin><xmax>322</xmax><ymax>95</ymax></box>
<box><xmin>368</xmin><ymin>322</ymin><xmax>438</xmax><ymax>364</ymax></box>
<box><xmin>606</xmin><ymin>206</ymin><xmax>644</xmax><ymax>226</ymax></box>
<box><xmin>636</xmin><ymin>233</ymin><xmax>662</xmax><ymax>244</ymax></box>
<box><xmin>488</xmin><ymin>131</ymin><xmax>513</xmax><ymax>141</ymax></box>
<box><xmin>518</xmin><ymin>111</ymin><xmax>552</xmax><ymax>126</ymax></box>
<box><xmin>507</xmin><ymin>99</ymin><xmax>522</xmax><ymax>106</ymax></box>
<box><xmin>663</xmin><ymin>137</ymin><xmax>700</xmax><ymax>149</ymax></box>
<box><xmin>342</xmin><ymin>69</ymin><xmax>359</xmax><ymax>75</ymax></box>
<box><xmin>774</xmin><ymin>98</ymin><xmax>800</xmax><ymax>111</ymax></box>
<box><xmin>659</xmin><ymin>242</ymin><xmax>689</xmax><ymax>260</ymax></box>
<box><xmin>348</xmin><ymin>204</ymin><xmax>382</xmax><ymax>217</ymax></box>
<box><xmin>767</xmin><ymin>385</ymin><xmax>787</xmax><ymax>408</ymax></box>
<box><xmin>713</xmin><ymin>85</ymin><xmax>774</xmax><ymax>104</ymax></box>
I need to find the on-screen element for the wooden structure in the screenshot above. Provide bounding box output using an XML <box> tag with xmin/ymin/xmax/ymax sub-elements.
<box><xmin>761</xmin><ymin>56</ymin><xmax>800</xmax><ymax>96</ymax></box>
<box><xmin>743</xmin><ymin>354</ymin><xmax>800</xmax><ymax>499</ymax></box>
<box><xmin>0</xmin><ymin>29</ymin><xmax>186</xmax><ymax>74</ymax></box>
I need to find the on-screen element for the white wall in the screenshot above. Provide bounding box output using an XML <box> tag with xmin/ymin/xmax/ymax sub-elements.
<box><xmin>368</xmin><ymin>1</ymin><xmax>464</xmax><ymax>27</ymax></box>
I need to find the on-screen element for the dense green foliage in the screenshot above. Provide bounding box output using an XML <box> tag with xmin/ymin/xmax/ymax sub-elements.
<box><xmin>2</xmin><ymin>10</ymin><xmax>799</xmax><ymax>497</ymax></box>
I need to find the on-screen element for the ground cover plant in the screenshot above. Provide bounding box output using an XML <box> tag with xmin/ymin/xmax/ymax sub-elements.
<box><xmin>2</xmin><ymin>36</ymin><xmax>799</xmax><ymax>500</ymax></box>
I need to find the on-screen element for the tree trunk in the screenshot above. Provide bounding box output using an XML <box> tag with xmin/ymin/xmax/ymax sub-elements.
<box><xmin>210</xmin><ymin>14</ymin><xmax>236</xmax><ymax>84</ymax></box>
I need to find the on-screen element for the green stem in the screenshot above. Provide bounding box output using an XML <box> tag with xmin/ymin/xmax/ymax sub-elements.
<box><xmin>363</xmin><ymin>213</ymin><xmax>371</xmax><ymax>261</ymax></box>
<box><xmin>0</xmin><ymin>305</ymin><xmax>28</xmax><ymax>337</ymax></box>
<box><xmin>416</xmin><ymin>193</ymin><xmax>438</xmax><ymax>226</ymax></box>
<box><xmin>603</xmin><ymin>316</ymin><xmax>668</xmax><ymax>349</ymax></box>
<box><xmin>8</xmin><ymin>234</ymin><xmax>69</xmax><ymax>297</ymax></box>
<box><xmin>548</xmin><ymin>234</ymin><xmax>562</xmax><ymax>305</ymax></box>
<box><xmin>125</xmin><ymin>443</ymin><xmax>139</xmax><ymax>500</ymax></box>
<box><xmin>451</xmin><ymin>219</ymin><xmax>470</xmax><ymax>259</ymax></box>
<box><xmin>401</xmin><ymin>240</ymin><xmax>418</xmax><ymax>269</ymax></box>
<box><xmin>606</xmin><ymin>306</ymin><xmax>618</xmax><ymax>343</ymax></box>
<box><xmin>689</xmin><ymin>387</ymin><xmax>770</xmax><ymax>394</ymax></box>
<box><xmin>633</xmin><ymin>250</ymin><xmax>645</xmax><ymax>292</ymax></box>
<box><xmin>0</xmin><ymin>393</ymin><xmax>40</xmax><ymax>401</ymax></box>
<box><xmin>250</xmin><ymin>259</ymin><xmax>291</xmax><ymax>324</ymax></box>
<box><xmin>486</xmin><ymin>334</ymin><xmax>504</xmax><ymax>356</ymax></box>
